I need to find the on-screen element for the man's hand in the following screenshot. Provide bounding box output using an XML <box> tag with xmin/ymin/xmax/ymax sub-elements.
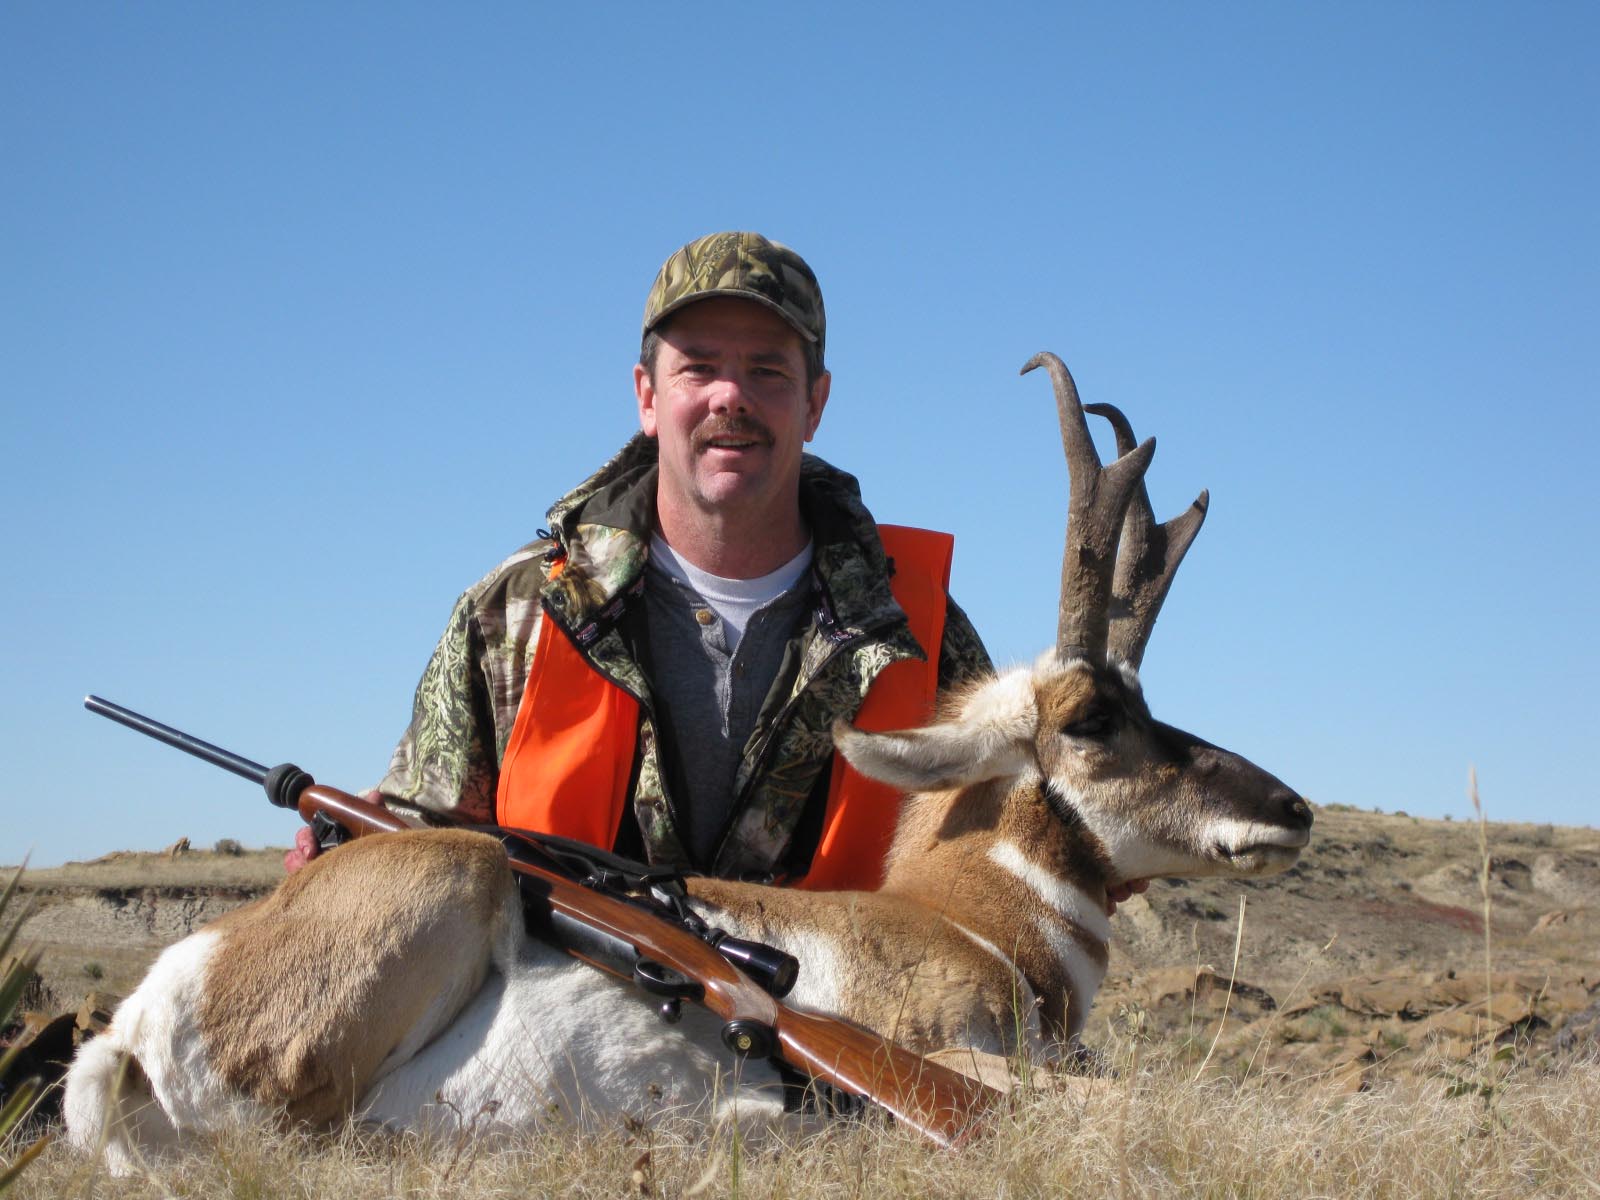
<box><xmin>283</xmin><ymin>824</ymin><xmax>319</xmax><ymax>874</ymax></box>
<box><xmin>283</xmin><ymin>789</ymin><xmax>386</xmax><ymax>873</ymax></box>
<box><xmin>1105</xmin><ymin>878</ymin><xmax>1150</xmax><ymax>915</ymax></box>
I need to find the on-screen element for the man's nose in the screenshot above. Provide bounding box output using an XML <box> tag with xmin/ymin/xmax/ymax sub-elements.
<box><xmin>707</xmin><ymin>376</ymin><xmax>750</xmax><ymax>413</ymax></box>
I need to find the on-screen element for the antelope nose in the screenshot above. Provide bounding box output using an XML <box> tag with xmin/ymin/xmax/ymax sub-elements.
<box><xmin>1280</xmin><ymin>793</ymin><xmax>1313</xmax><ymax>829</ymax></box>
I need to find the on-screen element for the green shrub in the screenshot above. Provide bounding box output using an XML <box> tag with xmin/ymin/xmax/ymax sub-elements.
<box><xmin>0</xmin><ymin>865</ymin><xmax>49</xmax><ymax>1191</ymax></box>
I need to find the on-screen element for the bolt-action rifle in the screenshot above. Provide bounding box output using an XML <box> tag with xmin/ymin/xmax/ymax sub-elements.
<box><xmin>83</xmin><ymin>695</ymin><xmax>1002</xmax><ymax>1146</ymax></box>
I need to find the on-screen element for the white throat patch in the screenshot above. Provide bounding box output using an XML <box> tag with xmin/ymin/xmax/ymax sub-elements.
<box><xmin>987</xmin><ymin>839</ymin><xmax>1111</xmax><ymax>945</ymax></box>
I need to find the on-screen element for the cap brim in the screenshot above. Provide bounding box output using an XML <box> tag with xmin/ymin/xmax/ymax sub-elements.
<box><xmin>643</xmin><ymin>289</ymin><xmax>819</xmax><ymax>344</ymax></box>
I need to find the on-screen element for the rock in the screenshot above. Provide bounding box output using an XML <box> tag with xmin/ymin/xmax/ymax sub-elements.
<box><xmin>1339</xmin><ymin>975</ymin><xmax>1429</xmax><ymax>1018</ymax></box>
<box><xmin>1177</xmin><ymin>897</ymin><xmax>1229</xmax><ymax>921</ymax></box>
<box><xmin>1193</xmin><ymin>969</ymin><xmax>1276</xmax><ymax>1011</ymax></box>
<box><xmin>1328</xmin><ymin>1062</ymin><xmax>1372</xmax><ymax>1094</ymax></box>
<box><xmin>1134</xmin><ymin>966</ymin><xmax>1205</xmax><ymax>1008</ymax></box>
<box><xmin>1488</xmin><ymin>857</ymin><xmax>1532</xmax><ymax>892</ymax></box>
<box><xmin>1541</xmin><ymin>979</ymin><xmax>1595</xmax><ymax>1015</ymax></box>
<box><xmin>1421</xmin><ymin>1009</ymin><xmax>1496</xmax><ymax>1041</ymax></box>
<box><xmin>1552</xmin><ymin>993</ymin><xmax>1600</xmax><ymax>1062</ymax></box>
<box><xmin>1416</xmin><ymin>993</ymin><xmax>1535</xmax><ymax>1047</ymax></box>
<box><xmin>76</xmin><ymin>990</ymin><xmax>116</xmax><ymax>1040</ymax></box>
<box><xmin>1328</xmin><ymin>1037</ymin><xmax>1376</xmax><ymax>1068</ymax></box>
<box><xmin>1</xmin><ymin>954</ymin><xmax>51</xmax><ymax>1015</ymax></box>
<box><xmin>1279</xmin><ymin>985</ymin><xmax>1342</xmax><ymax>1018</ymax></box>
<box><xmin>1132</xmin><ymin>967</ymin><xmax>1276</xmax><ymax>1014</ymax></box>
<box><xmin>1480</xmin><ymin>994</ymin><xmax>1534</xmax><ymax>1028</ymax></box>
<box><xmin>1425</xmin><ymin>970</ymin><xmax>1581</xmax><ymax>1013</ymax></box>
<box><xmin>1109</xmin><ymin>891</ymin><xmax>1165</xmax><ymax>940</ymax></box>
<box><xmin>1531</xmin><ymin>853</ymin><xmax>1600</xmax><ymax>905</ymax></box>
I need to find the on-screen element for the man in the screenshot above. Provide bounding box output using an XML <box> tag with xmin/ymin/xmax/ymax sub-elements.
<box><xmin>291</xmin><ymin>232</ymin><xmax>1156</xmax><ymax>903</ymax></box>
<box><xmin>294</xmin><ymin>233</ymin><xmax>993</xmax><ymax>885</ymax></box>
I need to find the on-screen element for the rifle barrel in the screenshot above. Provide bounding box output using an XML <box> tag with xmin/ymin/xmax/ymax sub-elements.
<box><xmin>84</xmin><ymin>695</ymin><xmax>271</xmax><ymax>785</ymax></box>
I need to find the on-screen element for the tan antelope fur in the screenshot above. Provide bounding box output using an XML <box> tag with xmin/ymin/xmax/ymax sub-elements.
<box><xmin>65</xmin><ymin>353</ymin><xmax>1310</xmax><ymax>1171</ymax></box>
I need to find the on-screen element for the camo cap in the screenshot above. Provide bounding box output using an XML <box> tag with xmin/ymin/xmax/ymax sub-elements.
<box><xmin>642</xmin><ymin>232</ymin><xmax>825</xmax><ymax>358</ymax></box>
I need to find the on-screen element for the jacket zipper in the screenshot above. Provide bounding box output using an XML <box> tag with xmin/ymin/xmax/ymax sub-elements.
<box><xmin>707</xmin><ymin>615</ymin><xmax>906</xmax><ymax>870</ymax></box>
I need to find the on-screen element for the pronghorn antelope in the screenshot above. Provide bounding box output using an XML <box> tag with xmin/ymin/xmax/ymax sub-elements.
<box><xmin>64</xmin><ymin>353</ymin><xmax>1310</xmax><ymax>1171</ymax></box>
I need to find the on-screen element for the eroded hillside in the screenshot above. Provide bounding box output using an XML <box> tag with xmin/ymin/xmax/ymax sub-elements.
<box><xmin>8</xmin><ymin>808</ymin><xmax>1599</xmax><ymax>1085</ymax></box>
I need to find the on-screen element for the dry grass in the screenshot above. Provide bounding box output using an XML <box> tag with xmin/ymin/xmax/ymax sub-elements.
<box><xmin>15</xmin><ymin>850</ymin><xmax>285</xmax><ymax>892</ymax></box>
<box><xmin>9</xmin><ymin>1047</ymin><xmax>1598</xmax><ymax>1199</ymax></box>
<box><xmin>10</xmin><ymin>804</ymin><xmax>1596</xmax><ymax>1196</ymax></box>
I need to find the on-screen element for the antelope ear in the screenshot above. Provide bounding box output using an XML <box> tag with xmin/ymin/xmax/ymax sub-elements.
<box><xmin>831</xmin><ymin>668</ymin><xmax>1036</xmax><ymax>792</ymax></box>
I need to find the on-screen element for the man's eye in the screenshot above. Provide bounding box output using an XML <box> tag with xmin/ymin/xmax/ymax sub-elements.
<box><xmin>1063</xmin><ymin>710</ymin><xmax>1115</xmax><ymax>739</ymax></box>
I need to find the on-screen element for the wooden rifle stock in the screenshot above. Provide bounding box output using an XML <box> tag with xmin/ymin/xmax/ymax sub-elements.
<box><xmin>81</xmin><ymin>696</ymin><xmax>1004</xmax><ymax>1146</ymax></box>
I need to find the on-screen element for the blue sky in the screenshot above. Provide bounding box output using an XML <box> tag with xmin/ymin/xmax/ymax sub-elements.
<box><xmin>4</xmin><ymin>3</ymin><xmax>1595</xmax><ymax>866</ymax></box>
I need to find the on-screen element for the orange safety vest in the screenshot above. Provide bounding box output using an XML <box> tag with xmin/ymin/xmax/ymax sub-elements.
<box><xmin>494</xmin><ymin>525</ymin><xmax>953</xmax><ymax>891</ymax></box>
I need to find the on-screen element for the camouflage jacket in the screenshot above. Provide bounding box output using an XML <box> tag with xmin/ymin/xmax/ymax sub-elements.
<box><xmin>378</xmin><ymin>433</ymin><xmax>993</xmax><ymax>878</ymax></box>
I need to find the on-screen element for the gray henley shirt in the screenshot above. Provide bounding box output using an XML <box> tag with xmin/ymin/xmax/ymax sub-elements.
<box><xmin>641</xmin><ymin>545</ymin><xmax>816</xmax><ymax>867</ymax></box>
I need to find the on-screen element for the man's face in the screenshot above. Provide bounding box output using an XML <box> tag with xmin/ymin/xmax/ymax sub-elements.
<box><xmin>635</xmin><ymin>296</ymin><xmax>830</xmax><ymax>525</ymax></box>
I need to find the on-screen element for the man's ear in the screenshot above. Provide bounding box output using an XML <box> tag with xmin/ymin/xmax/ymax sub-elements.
<box><xmin>634</xmin><ymin>363</ymin><xmax>659</xmax><ymax>437</ymax></box>
<box><xmin>804</xmin><ymin>370</ymin><xmax>831</xmax><ymax>442</ymax></box>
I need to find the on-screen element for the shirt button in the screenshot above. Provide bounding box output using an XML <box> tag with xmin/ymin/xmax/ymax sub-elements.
<box><xmin>695</xmin><ymin>609</ymin><xmax>715</xmax><ymax>626</ymax></box>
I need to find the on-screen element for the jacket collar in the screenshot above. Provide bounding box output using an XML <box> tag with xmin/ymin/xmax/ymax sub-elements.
<box><xmin>539</xmin><ymin>433</ymin><xmax>917</xmax><ymax>656</ymax></box>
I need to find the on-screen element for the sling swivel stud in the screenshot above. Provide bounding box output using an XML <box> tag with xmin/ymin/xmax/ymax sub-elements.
<box><xmin>720</xmin><ymin>1019</ymin><xmax>774</xmax><ymax>1059</ymax></box>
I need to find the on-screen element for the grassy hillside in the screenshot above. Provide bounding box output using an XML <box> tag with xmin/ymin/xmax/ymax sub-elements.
<box><xmin>6</xmin><ymin>808</ymin><xmax>1597</xmax><ymax>1197</ymax></box>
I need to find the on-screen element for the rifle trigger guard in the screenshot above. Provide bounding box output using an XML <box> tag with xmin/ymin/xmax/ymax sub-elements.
<box><xmin>309</xmin><ymin>812</ymin><xmax>351</xmax><ymax>854</ymax></box>
<box><xmin>632</xmin><ymin>958</ymin><xmax>704</xmax><ymax>1024</ymax></box>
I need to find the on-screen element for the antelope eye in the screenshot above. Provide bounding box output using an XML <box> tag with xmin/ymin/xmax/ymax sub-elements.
<box><xmin>1062</xmin><ymin>707</ymin><xmax>1116</xmax><ymax>739</ymax></box>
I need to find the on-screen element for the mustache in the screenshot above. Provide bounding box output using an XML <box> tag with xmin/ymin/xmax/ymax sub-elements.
<box><xmin>692</xmin><ymin>416</ymin><xmax>774</xmax><ymax>451</ymax></box>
